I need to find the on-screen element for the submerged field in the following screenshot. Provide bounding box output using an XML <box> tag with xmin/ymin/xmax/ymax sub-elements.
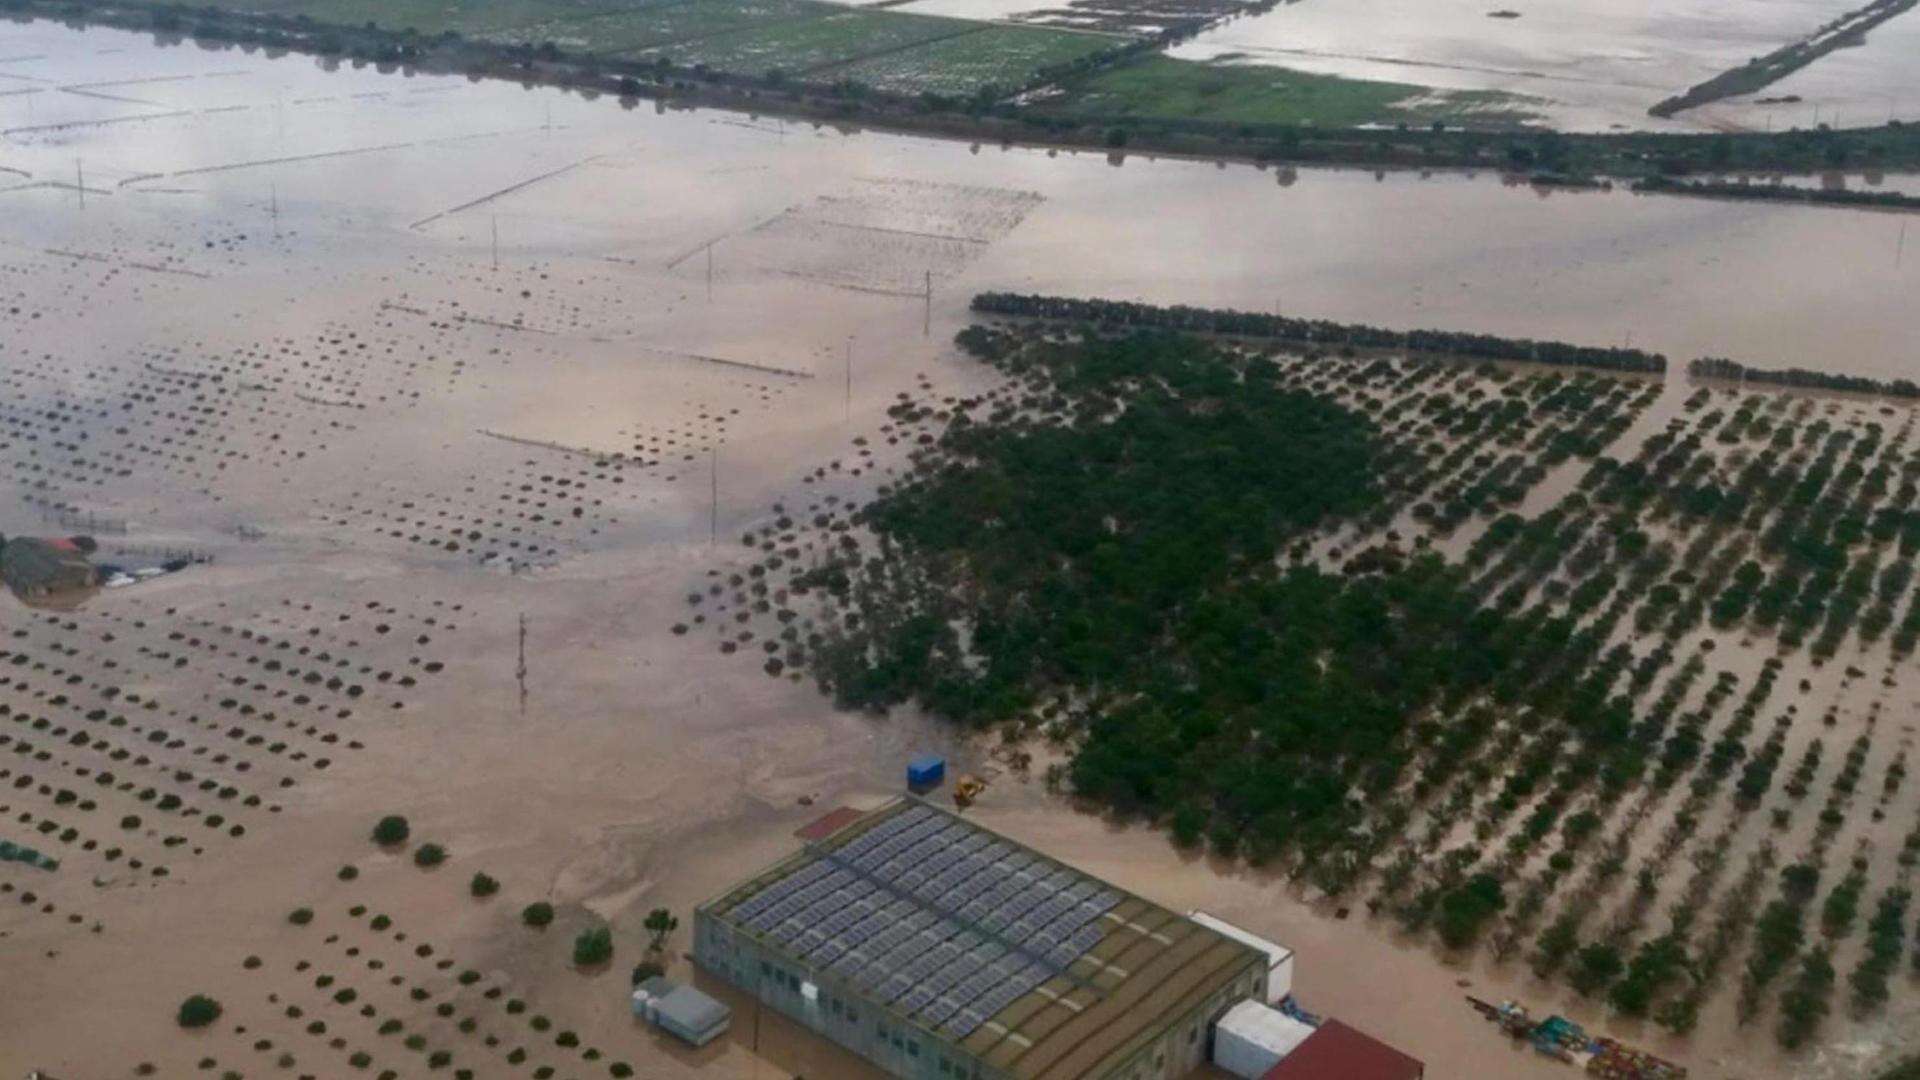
<box><xmin>4</xmin><ymin>17</ymin><xmax>1920</xmax><ymax>1080</ymax></box>
<box><xmin>1168</xmin><ymin>0</ymin><xmax>1920</xmax><ymax>131</ymax></box>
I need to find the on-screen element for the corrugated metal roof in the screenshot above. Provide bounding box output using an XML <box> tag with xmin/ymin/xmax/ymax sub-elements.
<box><xmin>704</xmin><ymin>797</ymin><xmax>1264</xmax><ymax>1079</ymax></box>
<box><xmin>794</xmin><ymin>806</ymin><xmax>865</xmax><ymax>842</ymax></box>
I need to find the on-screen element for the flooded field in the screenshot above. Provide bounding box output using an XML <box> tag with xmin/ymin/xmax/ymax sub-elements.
<box><xmin>3</xmin><ymin>16</ymin><xmax>1920</xmax><ymax>1080</ymax></box>
<box><xmin>1170</xmin><ymin>0</ymin><xmax>1920</xmax><ymax>131</ymax></box>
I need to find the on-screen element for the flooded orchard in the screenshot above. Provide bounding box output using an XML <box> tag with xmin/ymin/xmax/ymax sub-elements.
<box><xmin>2</xmin><ymin>15</ymin><xmax>1919</xmax><ymax>1080</ymax></box>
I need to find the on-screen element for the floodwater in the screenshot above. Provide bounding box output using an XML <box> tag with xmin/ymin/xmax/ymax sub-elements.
<box><xmin>4</xmin><ymin>16</ymin><xmax>1920</xmax><ymax>1080</ymax></box>
<box><xmin>1</xmin><ymin>21</ymin><xmax>1915</xmax><ymax>387</ymax></box>
<box><xmin>1712</xmin><ymin>2</ymin><xmax>1920</xmax><ymax>131</ymax></box>
<box><xmin>1170</xmin><ymin>0</ymin><xmax>1920</xmax><ymax>132</ymax></box>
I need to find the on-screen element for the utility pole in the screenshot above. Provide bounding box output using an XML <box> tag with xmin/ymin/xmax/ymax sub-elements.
<box><xmin>516</xmin><ymin>613</ymin><xmax>528</xmax><ymax>714</ymax></box>
<box><xmin>844</xmin><ymin>336</ymin><xmax>853</xmax><ymax>421</ymax></box>
<box><xmin>709</xmin><ymin>446</ymin><xmax>718</xmax><ymax>545</ymax></box>
<box><xmin>923</xmin><ymin>270</ymin><xmax>931</xmax><ymax>337</ymax></box>
<box><xmin>1899</xmin><ymin>220</ymin><xmax>1908</xmax><ymax>269</ymax></box>
<box><xmin>492</xmin><ymin>215</ymin><xmax>499</xmax><ymax>271</ymax></box>
<box><xmin>270</xmin><ymin>182</ymin><xmax>279</xmax><ymax>233</ymax></box>
<box><xmin>706</xmin><ymin>241</ymin><xmax>714</xmax><ymax>301</ymax></box>
<box><xmin>75</xmin><ymin>158</ymin><xmax>83</xmax><ymax>209</ymax></box>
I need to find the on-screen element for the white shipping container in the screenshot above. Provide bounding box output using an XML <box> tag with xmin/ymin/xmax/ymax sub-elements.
<box><xmin>1212</xmin><ymin>1001</ymin><xmax>1318</xmax><ymax>1079</ymax></box>
<box><xmin>1213</xmin><ymin>999</ymin><xmax>1320</xmax><ymax>1068</ymax></box>
<box><xmin>1188</xmin><ymin>910</ymin><xmax>1296</xmax><ymax>1002</ymax></box>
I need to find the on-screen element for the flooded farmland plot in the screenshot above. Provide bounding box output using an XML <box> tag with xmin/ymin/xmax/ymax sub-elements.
<box><xmin>3</xmin><ymin>15</ymin><xmax>1920</xmax><ymax>1080</ymax></box>
<box><xmin>1170</xmin><ymin>0</ymin><xmax>1920</xmax><ymax>131</ymax></box>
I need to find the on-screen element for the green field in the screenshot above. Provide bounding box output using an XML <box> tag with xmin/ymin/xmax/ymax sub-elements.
<box><xmin>830</xmin><ymin>23</ymin><xmax>1116</xmax><ymax>97</ymax></box>
<box><xmin>635</xmin><ymin>8</ymin><xmax>977</xmax><ymax>77</ymax></box>
<box><xmin>232</xmin><ymin>0</ymin><xmax>626</xmax><ymax>37</ymax></box>
<box><xmin>206</xmin><ymin>0</ymin><xmax>1517</xmax><ymax>122</ymax></box>
<box><xmin>1042</xmin><ymin>54</ymin><xmax>1530</xmax><ymax>128</ymax></box>
<box><xmin>485</xmin><ymin>0</ymin><xmax>825</xmax><ymax>53</ymax></box>
<box><xmin>212</xmin><ymin>0</ymin><xmax>1118</xmax><ymax>97</ymax></box>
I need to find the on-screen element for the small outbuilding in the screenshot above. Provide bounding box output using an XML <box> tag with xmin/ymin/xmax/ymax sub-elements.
<box><xmin>1261</xmin><ymin>1018</ymin><xmax>1424</xmax><ymax>1080</ymax></box>
<box><xmin>1213</xmin><ymin>1000</ymin><xmax>1317</xmax><ymax>1078</ymax></box>
<box><xmin>632</xmin><ymin>976</ymin><xmax>731</xmax><ymax>1047</ymax></box>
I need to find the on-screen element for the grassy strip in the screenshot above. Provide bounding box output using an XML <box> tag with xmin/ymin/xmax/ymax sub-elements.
<box><xmin>1037</xmin><ymin>54</ymin><xmax>1530</xmax><ymax>129</ymax></box>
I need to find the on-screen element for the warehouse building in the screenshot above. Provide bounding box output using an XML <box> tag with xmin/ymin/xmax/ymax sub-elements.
<box><xmin>694</xmin><ymin>797</ymin><xmax>1270</xmax><ymax>1080</ymax></box>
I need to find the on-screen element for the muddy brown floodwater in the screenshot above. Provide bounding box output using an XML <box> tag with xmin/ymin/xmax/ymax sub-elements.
<box><xmin>0</xmin><ymin>16</ymin><xmax>1917</xmax><ymax>1080</ymax></box>
<box><xmin>1171</xmin><ymin>0</ymin><xmax>1920</xmax><ymax>132</ymax></box>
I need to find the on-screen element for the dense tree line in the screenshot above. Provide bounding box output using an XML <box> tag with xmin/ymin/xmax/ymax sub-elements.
<box><xmin>1635</xmin><ymin>176</ymin><xmax>1920</xmax><ymax>212</ymax></box>
<box><xmin>1690</xmin><ymin>357</ymin><xmax>1920</xmax><ymax>399</ymax></box>
<box><xmin>805</xmin><ymin>326</ymin><xmax>1585</xmax><ymax>862</ymax></box>
<box><xmin>972</xmin><ymin>293</ymin><xmax>1668</xmax><ymax>373</ymax></box>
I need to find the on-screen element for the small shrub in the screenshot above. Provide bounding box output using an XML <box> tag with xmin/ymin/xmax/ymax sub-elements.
<box><xmin>371</xmin><ymin>816</ymin><xmax>410</xmax><ymax>846</ymax></box>
<box><xmin>177</xmin><ymin>995</ymin><xmax>223</xmax><ymax>1028</ymax></box>
<box><xmin>521</xmin><ymin>902</ymin><xmax>554</xmax><ymax>928</ymax></box>
<box><xmin>469</xmin><ymin>872</ymin><xmax>499</xmax><ymax>898</ymax></box>
<box><xmin>414</xmin><ymin>843</ymin><xmax>447</xmax><ymax>868</ymax></box>
<box><xmin>572</xmin><ymin>926</ymin><xmax>614</xmax><ymax>967</ymax></box>
<box><xmin>288</xmin><ymin>907</ymin><xmax>314</xmax><ymax>926</ymax></box>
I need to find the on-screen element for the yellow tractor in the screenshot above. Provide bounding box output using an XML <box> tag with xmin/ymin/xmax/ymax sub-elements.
<box><xmin>952</xmin><ymin>774</ymin><xmax>987</xmax><ymax>809</ymax></box>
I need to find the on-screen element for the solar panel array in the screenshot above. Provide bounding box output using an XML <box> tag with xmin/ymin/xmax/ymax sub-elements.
<box><xmin>726</xmin><ymin>804</ymin><xmax>1123</xmax><ymax>1040</ymax></box>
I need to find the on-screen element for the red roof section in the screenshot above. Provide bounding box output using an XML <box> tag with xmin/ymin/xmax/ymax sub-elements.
<box><xmin>1263</xmin><ymin>1019</ymin><xmax>1424</xmax><ymax>1080</ymax></box>
<box><xmin>794</xmin><ymin>806</ymin><xmax>865</xmax><ymax>843</ymax></box>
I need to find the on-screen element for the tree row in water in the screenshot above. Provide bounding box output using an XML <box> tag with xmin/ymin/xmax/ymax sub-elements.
<box><xmin>1689</xmin><ymin>357</ymin><xmax>1920</xmax><ymax>399</ymax></box>
<box><xmin>971</xmin><ymin>292</ymin><xmax>1668</xmax><ymax>373</ymax></box>
<box><xmin>1635</xmin><ymin>176</ymin><xmax>1920</xmax><ymax>212</ymax></box>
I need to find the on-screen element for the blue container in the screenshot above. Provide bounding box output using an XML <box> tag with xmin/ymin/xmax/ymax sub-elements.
<box><xmin>907</xmin><ymin>754</ymin><xmax>946</xmax><ymax>789</ymax></box>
